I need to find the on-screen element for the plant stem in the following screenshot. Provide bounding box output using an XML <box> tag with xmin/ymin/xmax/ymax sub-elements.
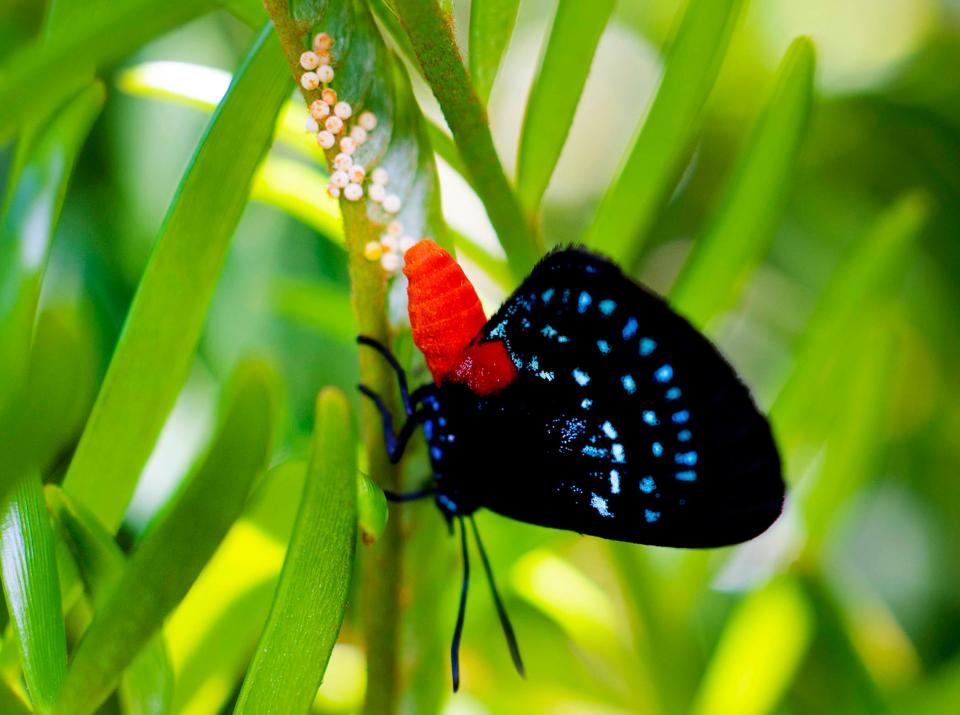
<box><xmin>262</xmin><ymin>3</ymin><xmax>405</xmax><ymax>713</ymax></box>
<box><xmin>391</xmin><ymin>0</ymin><xmax>542</xmax><ymax>278</ymax></box>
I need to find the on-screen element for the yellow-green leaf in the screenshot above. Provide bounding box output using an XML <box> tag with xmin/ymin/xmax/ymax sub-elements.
<box><xmin>234</xmin><ymin>388</ymin><xmax>357</xmax><ymax>713</ymax></box>
<box><xmin>61</xmin><ymin>26</ymin><xmax>290</xmax><ymax>532</ymax></box>
<box><xmin>583</xmin><ymin>0</ymin><xmax>744</xmax><ymax>269</ymax></box>
<box><xmin>55</xmin><ymin>359</ymin><xmax>278</xmax><ymax>715</ymax></box>
<box><xmin>670</xmin><ymin>37</ymin><xmax>816</xmax><ymax>325</ymax></box>
<box><xmin>516</xmin><ymin>0</ymin><xmax>615</xmax><ymax>212</ymax></box>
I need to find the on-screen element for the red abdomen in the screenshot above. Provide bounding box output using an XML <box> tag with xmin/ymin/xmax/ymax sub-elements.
<box><xmin>404</xmin><ymin>240</ymin><xmax>517</xmax><ymax>395</ymax></box>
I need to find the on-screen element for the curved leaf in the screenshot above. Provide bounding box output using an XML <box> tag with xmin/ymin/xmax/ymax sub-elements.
<box><xmin>516</xmin><ymin>0</ymin><xmax>615</xmax><ymax>212</ymax></box>
<box><xmin>0</xmin><ymin>82</ymin><xmax>103</xmax><ymax>464</ymax></box>
<box><xmin>469</xmin><ymin>0</ymin><xmax>521</xmax><ymax>104</ymax></box>
<box><xmin>583</xmin><ymin>0</ymin><xmax>744</xmax><ymax>269</ymax></box>
<box><xmin>46</xmin><ymin>487</ymin><xmax>173</xmax><ymax>715</ymax></box>
<box><xmin>62</xmin><ymin>26</ymin><xmax>290</xmax><ymax>532</ymax></box>
<box><xmin>55</xmin><ymin>359</ymin><xmax>278</xmax><ymax>715</ymax></box>
<box><xmin>234</xmin><ymin>388</ymin><xmax>357</xmax><ymax>713</ymax></box>
<box><xmin>670</xmin><ymin>37</ymin><xmax>816</xmax><ymax>325</ymax></box>
<box><xmin>0</xmin><ymin>474</ymin><xmax>67</xmax><ymax>712</ymax></box>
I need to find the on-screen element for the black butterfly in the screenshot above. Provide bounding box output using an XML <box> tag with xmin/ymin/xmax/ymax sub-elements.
<box><xmin>357</xmin><ymin>247</ymin><xmax>784</xmax><ymax>689</ymax></box>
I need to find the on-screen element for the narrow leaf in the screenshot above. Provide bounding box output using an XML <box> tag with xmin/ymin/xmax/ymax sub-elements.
<box><xmin>469</xmin><ymin>0</ymin><xmax>521</xmax><ymax>104</ymax></box>
<box><xmin>0</xmin><ymin>309</ymin><xmax>97</xmax><ymax>508</ymax></box>
<box><xmin>62</xmin><ymin>26</ymin><xmax>290</xmax><ymax>532</ymax></box>
<box><xmin>55</xmin><ymin>359</ymin><xmax>278</xmax><ymax>715</ymax></box>
<box><xmin>516</xmin><ymin>0</ymin><xmax>615</xmax><ymax>212</ymax></box>
<box><xmin>0</xmin><ymin>474</ymin><xmax>68</xmax><ymax>712</ymax></box>
<box><xmin>583</xmin><ymin>0</ymin><xmax>744</xmax><ymax>269</ymax></box>
<box><xmin>670</xmin><ymin>37</ymin><xmax>816</xmax><ymax>325</ymax></box>
<box><xmin>168</xmin><ymin>460</ymin><xmax>304</xmax><ymax>715</ymax></box>
<box><xmin>46</xmin><ymin>486</ymin><xmax>173</xmax><ymax>715</ymax></box>
<box><xmin>773</xmin><ymin>192</ymin><xmax>929</xmax><ymax>441</ymax></box>
<box><xmin>0</xmin><ymin>83</ymin><xmax>103</xmax><ymax>436</ymax></box>
<box><xmin>692</xmin><ymin>578</ymin><xmax>813</xmax><ymax>715</ymax></box>
<box><xmin>234</xmin><ymin>388</ymin><xmax>357</xmax><ymax>714</ymax></box>
<box><xmin>0</xmin><ymin>0</ymin><xmax>211</xmax><ymax>138</ymax></box>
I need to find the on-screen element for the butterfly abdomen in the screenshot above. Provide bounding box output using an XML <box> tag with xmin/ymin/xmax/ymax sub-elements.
<box><xmin>405</xmin><ymin>241</ymin><xmax>517</xmax><ymax>395</ymax></box>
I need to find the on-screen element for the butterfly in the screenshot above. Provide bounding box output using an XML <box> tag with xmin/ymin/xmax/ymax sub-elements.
<box><xmin>357</xmin><ymin>240</ymin><xmax>784</xmax><ymax>690</ymax></box>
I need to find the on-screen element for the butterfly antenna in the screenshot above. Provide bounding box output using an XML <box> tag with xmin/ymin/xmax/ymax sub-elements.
<box><xmin>451</xmin><ymin>516</ymin><xmax>470</xmax><ymax>692</ymax></box>
<box><xmin>469</xmin><ymin>516</ymin><xmax>525</xmax><ymax>678</ymax></box>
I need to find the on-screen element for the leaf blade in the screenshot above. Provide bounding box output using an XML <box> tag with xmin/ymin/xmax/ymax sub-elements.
<box><xmin>469</xmin><ymin>0</ymin><xmax>521</xmax><ymax>104</ymax></box>
<box><xmin>583</xmin><ymin>0</ymin><xmax>744</xmax><ymax>268</ymax></box>
<box><xmin>55</xmin><ymin>359</ymin><xmax>278</xmax><ymax>715</ymax></box>
<box><xmin>670</xmin><ymin>37</ymin><xmax>816</xmax><ymax>325</ymax></box>
<box><xmin>46</xmin><ymin>486</ymin><xmax>173</xmax><ymax>715</ymax></box>
<box><xmin>0</xmin><ymin>474</ymin><xmax>68</xmax><ymax>712</ymax></box>
<box><xmin>61</xmin><ymin>26</ymin><xmax>290</xmax><ymax>531</ymax></box>
<box><xmin>515</xmin><ymin>0</ymin><xmax>615</xmax><ymax>212</ymax></box>
<box><xmin>234</xmin><ymin>388</ymin><xmax>357</xmax><ymax>714</ymax></box>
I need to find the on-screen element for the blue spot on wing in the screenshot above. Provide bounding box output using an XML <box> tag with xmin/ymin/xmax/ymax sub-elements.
<box><xmin>599</xmin><ymin>299</ymin><xmax>616</xmax><ymax>315</ymax></box>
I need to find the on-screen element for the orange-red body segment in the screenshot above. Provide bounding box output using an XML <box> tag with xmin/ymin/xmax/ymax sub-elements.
<box><xmin>404</xmin><ymin>240</ymin><xmax>517</xmax><ymax>395</ymax></box>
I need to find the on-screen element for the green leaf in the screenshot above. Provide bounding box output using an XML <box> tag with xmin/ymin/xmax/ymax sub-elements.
<box><xmin>61</xmin><ymin>26</ymin><xmax>290</xmax><ymax>532</ymax></box>
<box><xmin>168</xmin><ymin>460</ymin><xmax>304</xmax><ymax>715</ymax></box>
<box><xmin>0</xmin><ymin>308</ymin><xmax>97</xmax><ymax>507</ymax></box>
<box><xmin>670</xmin><ymin>37</ymin><xmax>816</xmax><ymax>325</ymax></box>
<box><xmin>234</xmin><ymin>388</ymin><xmax>357</xmax><ymax>713</ymax></box>
<box><xmin>515</xmin><ymin>0</ymin><xmax>615</xmax><ymax>212</ymax></box>
<box><xmin>46</xmin><ymin>487</ymin><xmax>173</xmax><ymax>715</ymax></box>
<box><xmin>583</xmin><ymin>0</ymin><xmax>745</xmax><ymax>269</ymax></box>
<box><xmin>469</xmin><ymin>0</ymin><xmax>521</xmax><ymax>104</ymax></box>
<box><xmin>0</xmin><ymin>82</ymin><xmax>103</xmax><ymax>437</ymax></box>
<box><xmin>691</xmin><ymin>578</ymin><xmax>813</xmax><ymax>715</ymax></box>
<box><xmin>772</xmin><ymin>192</ymin><xmax>929</xmax><ymax>443</ymax></box>
<box><xmin>0</xmin><ymin>0</ymin><xmax>212</xmax><ymax>138</ymax></box>
<box><xmin>0</xmin><ymin>474</ymin><xmax>68</xmax><ymax>712</ymax></box>
<box><xmin>55</xmin><ymin>359</ymin><xmax>278</xmax><ymax>715</ymax></box>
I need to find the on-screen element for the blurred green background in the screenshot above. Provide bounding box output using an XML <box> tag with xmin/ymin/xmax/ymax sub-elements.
<box><xmin>1</xmin><ymin>0</ymin><xmax>959</xmax><ymax>713</ymax></box>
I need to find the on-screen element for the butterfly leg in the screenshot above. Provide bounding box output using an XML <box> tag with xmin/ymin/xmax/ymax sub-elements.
<box><xmin>357</xmin><ymin>335</ymin><xmax>414</xmax><ymax>416</ymax></box>
<box><xmin>451</xmin><ymin>516</ymin><xmax>470</xmax><ymax>692</ymax></box>
<box><xmin>357</xmin><ymin>384</ymin><xmax>421</xmax><ymax>463</ymax></box>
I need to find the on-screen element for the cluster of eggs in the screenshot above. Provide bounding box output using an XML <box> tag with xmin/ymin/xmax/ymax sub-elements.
<box><xmin>363</xmin><ymin>220</ymin><xmax>422</xmax><ymax>273</ymax></box>
<box><xmin>300</xmin><ymin>32</ymin><xmax>426</xmax><ymax>274</ymax></box>
<box><xmin>299</xmin><ymin>33</ymin><xmax>403</xmax><ymax>212</ymax></box>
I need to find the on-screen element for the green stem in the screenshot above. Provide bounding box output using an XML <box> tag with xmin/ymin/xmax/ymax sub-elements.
<box><xmin>391</xmin><ymin>0</ymin><xmax>542</xmax><ymax>278</ymax></box>
<box><xmin>261</xmin><ymin>4</ymin><xmax>404</xmax><ymax>713</ymax></box>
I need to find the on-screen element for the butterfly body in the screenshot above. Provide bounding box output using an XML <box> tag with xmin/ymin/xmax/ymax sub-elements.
<box><xmin>358</xmin><ymin>240</ymin><xmax>784</xmax><ymax>689</ymax></box>
<box><xmin>404</xmin><ymin>242</ymin><xmax>783</xmax><ymax>547</ymax></box>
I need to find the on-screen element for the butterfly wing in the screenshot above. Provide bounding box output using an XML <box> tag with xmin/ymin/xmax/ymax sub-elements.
<box><xmin>439</xmin><ymin>248</ymin><xmax>784</xmax><ymax>547</ymax></box>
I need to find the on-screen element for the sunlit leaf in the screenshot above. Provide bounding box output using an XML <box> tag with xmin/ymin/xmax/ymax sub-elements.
<box><xmin>583</xmin><ymin>0</ymin><xmax>744</xmax><ymax>269</ymax></box>
<box><xmin>166</xmin><ymin>461</ymin><xmax>303</xmax><ymax>715</ymax></box>
<box><xmin>692</xmin><ymin>578</ymin><xmax>813</xmax><ymax>715</ymax></box>
<box><xmin>469</xmin><ymin>0</ymin><xmax>521</xmax><ymax>104</ymax></box>
<box><xmin>516</xmin><ymin>0</ymin><xmax>615</xmax><ymax>212</ymax></box>
<box><xmin>0</xmin><ymin>474</ymin><xmax>67</xmax><ymax>712</ymax></box>
<box><xmin>670</xmin><ymin>37</ymin><xmax>816</xmax><ymax>325</ymax></box>
<box><xmin>62</xmin><ymin>26</ymin><xmax>290</xmax><ymax>532</ymax></box>
<box><xmin>235</xmin><ymin>388</ymin><xmax>357</xmax><ymax>713</ymax></box>
<box><xmin>55</xmin><ymin>359</ymin><xmax>278</xmax><ymax>715</ymax></box>
<box><xmin>46</xmin><ymin>487</ymin><xmax>173</xmax><ymax>715</ymax></box>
